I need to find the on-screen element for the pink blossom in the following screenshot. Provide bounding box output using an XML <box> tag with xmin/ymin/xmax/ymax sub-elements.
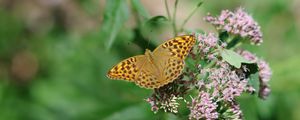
<box><xmin>259</xmin><ymin>86</ymin><xmax>271</xmax><ymax>100</ymax></box>
<box><xmin>208</xmin><ymin>62</ymin><xmax>248</xmax><ymax>101</ymax></box>
<box><xmin>197</xmin><ymin>33</ymin><xmax>219</xmax><ymax>60</ymax></box>
<box><xmin>236</xmin><ymin>49</ymin><xmax>258</xmax><ymax>62</ymax></box>
<box><xmin>237</xmin><ymin>49</ymin><xmax>272</xmax><ymax>99</ymax></box>
<box><xmin>258</xmin><ymin>60</ymin><xmax>272</xmax><ymax>83</ymax></box>
<box><xmin>197</xmin><ymin>33</ymin><xmax>218</xmax><ymax>49</ymax></box>
<box><xmin>189</xmin><ymin>91</ymin><xmax>219</xmax><ymax>120</ymax></box>
<box><xmin>204</xmin><ymin>8</ymin><xmax>263</xmax><ymax>45</ymax></box>
<box><xmin>257</xmin><ymin>60</ymin><xmax>272</xmax><ymax>99</ymax></box>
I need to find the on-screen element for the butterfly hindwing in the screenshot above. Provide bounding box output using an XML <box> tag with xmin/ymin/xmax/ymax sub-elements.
<box><xmin>161</xmin><ymin>58</ymin><xmax>184</xmax><ymax>83</ymax></box>
<box><xmin>135</xmin><ymin>68</ymin><xmax>160</xmax><ymax>89</ymax></box>
<box><xmin>133</xmin><ymin>57</ymin><xmax>185</xmax><ymax>89</ymax></box>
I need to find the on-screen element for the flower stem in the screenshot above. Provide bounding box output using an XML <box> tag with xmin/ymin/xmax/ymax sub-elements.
<box><xmin>172</xmin><ymin>0</ymin><xmax>179</xmax><ymax>36</ymax></box>
<box><xmin>164</xmin><ymin>0</ymin><xmax>171</xmax><ymax>21</ymax></box>
<box><xmin>230</xmin><ymin>42</ymin><xmax>242</xmax><ymax>50</ymax></box>
<box><xmin>179</xmin><ymin>1</ymin><xmax>203</xmax><ymax>33</ymax></box>
<box><xmin>226</xmin><ymin>36</ymin><xmax>242</xmax><ymax>49</ymax></box>
<box><xmin>204</xmin><ymin>59</ymin><xmax>217</xmax><ymax>69</ymax></box>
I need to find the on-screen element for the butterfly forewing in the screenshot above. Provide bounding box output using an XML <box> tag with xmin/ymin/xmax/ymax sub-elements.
<box><xmin>107</xmin><ymin>55</ymin><xmax>146</xmax><ymax>81</ymax></box>
<box><xmin>154</xmin><ymin>35</ymin><xmax>196</xmax><ymax>60</ymax></box>
<box><xmin>151</xmin><ymin>35</ymin><xmax>196</xmax><ymax>87</ymax></box>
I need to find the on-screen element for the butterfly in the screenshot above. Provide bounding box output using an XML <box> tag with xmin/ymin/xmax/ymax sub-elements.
<box><xmin>107</xmin><ymin>35</ymin><xmax>196</xmax><ymax>89</ymax></box>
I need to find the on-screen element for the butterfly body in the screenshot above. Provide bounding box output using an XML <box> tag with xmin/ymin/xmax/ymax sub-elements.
<box><xmin>107</xmin><ymin>35</ymin><xmax>196</xmax><ymax>89</ymax></box>
<box><xmin>144</xmin><ymin>49</ymin><xmax>156</xmax><ymax>67</ymax></box>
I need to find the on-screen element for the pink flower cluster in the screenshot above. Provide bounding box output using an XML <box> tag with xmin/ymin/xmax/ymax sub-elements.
<box><xmin>197</xmin><ymin>33</ymin><xmax>218</xmax><ymax>50</ymax></box>
<box><xmin>190</xmin><ymin>62</ymin><xmax>247</xmax><ymax>119</ymax></box>
<box><xmin>189</xmin><ymin>91</ymin><xmax>218</xmax><ymax>120</ymax></box>
<box><xmin>197</xmin><ymin>33</ymin><xmax>219</xmax><ymax>60</ymax></box>
<box><xmin>257</xmin><ymin>60</ymin><xmax>272</xmax><ymax>84</ymax></box>
<box><xmin>238</xmin><ymin>50</ymin><xmax>258</xmax><ymax>62</ymax></box>
<box><xmin>237</xmin><ymin>49</ymin><xmax>272</xmax><ymax>99</ymax></box>
<box><xmin>146</xmin><ymin>97</ymin><xmax>159</xmax><ymax>113</ymax></box>
<box><xmin>257</xmin><ymin>60</ymin><xmax>272</xmax><ymax>99</ymax></box>
<box><xmin>205</xmin><ymin>8</ymin><xmax>263</xmax><ymax>45</ymax></box>
<box><xmin>205</xmin><ymin>62</ymin><xmax>248</xmax><ymax>101</ymax></box>
<box><xmin>225</xmin><ymin>102</ymin><xmax>243</xmax><ymax>119</ymax></box>
<box><xmin>145</xmin><ymin>78</ymin><xmax>192</xmax><ymax>114</ymax></box>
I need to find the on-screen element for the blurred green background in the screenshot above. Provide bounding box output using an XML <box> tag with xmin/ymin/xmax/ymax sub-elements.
<box><xmin>0</xmin><ymin>0</ymin><xmax>299</xmax><ymax>120</ymax></box>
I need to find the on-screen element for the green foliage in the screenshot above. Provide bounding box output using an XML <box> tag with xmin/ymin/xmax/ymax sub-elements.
<box><xmin>0</xmin><ymin>10</ymin><xmax>23</xmax><ymax>57</ymax></box>
<box><xmin>141</xmin><ymin>16</ymin><xmax>171</xmax><ymax>40</ymax></box>
<box><xmin>131</xmin><ymin>0</ymin><xmax>150</xmax><ymax>19</ymax></box>
<box><xmin>248</xmin><ymin>72</ymin><xmax>260</xmax><ymax>92</ymax></box>
<box><xmin>100</xmin><ymin>0</ymin><xmax>129</xmax><ymax>50</ymax></box>
<box><xmin>0</xmin><ymin>0</ymin><xmax>299</xmax><ymax>120</ymax></box>
<box><xmin>220</xmin><ymin>49</ymin><xmax>253</xmax><ymax>68</ymax></box>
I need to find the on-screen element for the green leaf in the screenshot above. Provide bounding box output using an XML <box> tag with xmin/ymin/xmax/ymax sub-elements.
<box><xmin>131</xmin><ymin>0</ymin><xmax>150</xmax><ymax>19</ymax></box>
<box><xmin>141</xmin><ymin>16</ymin><xmax>171</xmax><ymax>41</ymax></box>
<box><xmin>103</xmin><ymin>103</ymin><xmax>154</xmax><ymax>120</ymax></box>
<box><xmin>184</xmin><ymin>29</ymin><xmax>205</xmax><ymax>34</ymax></box>
<box><xmin>144</xmin><ymin>16</ymin><xmax>169</xmax><ymax>28</ymax></box>
<box><xmin>220</xmin><ymin>49</ymin><xmax>253</xmax><ymax>68</ymax></box>
<box><xmin>248</xmin><ymin>72</ymin><xmax>260</xmax><ymax>92</ymax></box>
<box><xmin>101</xmin><ymin>0</ymin><xmax>129</xmax><ymax>50</ymax></box>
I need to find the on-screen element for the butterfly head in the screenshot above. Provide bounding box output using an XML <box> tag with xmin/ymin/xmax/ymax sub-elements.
<box><xmin>145</xmin><ymin>49</ymin><xmax>152</xmax><ymax>56</ymax></box>
<box><xmin>145</xmin><ymin>49</ymin><xmax>155</xmax><ymax>63</ymax></box>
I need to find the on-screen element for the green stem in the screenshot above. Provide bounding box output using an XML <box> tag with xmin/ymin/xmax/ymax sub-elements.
<box><xmin>172</xmin><ymin>0</ymin><xmax>179</xmax><ymax>36</ymax></box>
<box><xmin>226</xmin><ymin>36</ymin><xmax>242</xmax><ymax>49</ymax></box>
<box><xmin>229</xmin><ymin>42</ymin><xmax>242</xmax><ymax>50</ymax></box>
<box><xmin>164</xmin><ymin>0</ymin><xmax>171</xmax><ymax>21</ymax></box>
<box><xmin>179</xmin><ymin>1</ymin><xmax>203</xmax><ymax>32</ymax></box>
<box><xmin>204</xmin><ymin>59</ymin><xmax>217</xmax><ymax>69</ymax></box>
